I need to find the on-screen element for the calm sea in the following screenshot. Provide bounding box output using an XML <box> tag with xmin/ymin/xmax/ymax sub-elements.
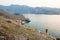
<box><xmin>23</xmin><ymin>14</ymin><xmax>60</xmax><ymax>38</ymax></box>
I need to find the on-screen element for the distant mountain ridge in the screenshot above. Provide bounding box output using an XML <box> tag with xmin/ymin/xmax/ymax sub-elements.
<box><xmin>0</xmin><ymin>5</ymin><xmax>60</xmax><ymax>14</ymax></box>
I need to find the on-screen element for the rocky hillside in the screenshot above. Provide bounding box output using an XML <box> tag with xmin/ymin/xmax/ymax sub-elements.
<box><xmin>0</xmin><ymin>16</ymin><xmax>56</xmax><ymax>40</ymax></box>
<box><xmin>0</xmin><ymin>9</ymin><xmax>30</xmax><ymax>21</ymax></box>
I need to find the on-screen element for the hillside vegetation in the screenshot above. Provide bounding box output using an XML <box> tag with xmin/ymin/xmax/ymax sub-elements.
<box><xmin>0</xmin><ymin>16</ymin><xmax>39</xmax><ymax>40</ymax></box>
<box><xmin>0</xmin><ymin>9</ymin><xmax>56</xmax><ymax>40</ymax></box>
<box><xmin>0</xmin><ymin>16</ymin><xmax>56</xmax><ymax>40</ymax></box>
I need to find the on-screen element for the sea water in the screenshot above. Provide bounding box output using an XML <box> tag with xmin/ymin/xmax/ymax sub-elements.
<box><xmin>23</xmin><ymin>14</ymin><xmax>60</xmax><ymax>38</ymax></box>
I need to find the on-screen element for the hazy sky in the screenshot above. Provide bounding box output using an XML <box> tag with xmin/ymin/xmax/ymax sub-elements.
<box><xmin>0</xmin><ymin>0</ymin><xmax>60</xmax><ymax>8</ymax></box>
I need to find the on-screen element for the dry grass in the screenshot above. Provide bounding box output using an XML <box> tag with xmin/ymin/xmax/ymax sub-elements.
<box><xmin>0</xmin><ymin>16</ymin><xmax>40</xmax><ymax>40</ymax></box>
<box><xmin>0</xmin><ymin>16</ymin><xmax>56</xmax><ymax>40</ymax></box>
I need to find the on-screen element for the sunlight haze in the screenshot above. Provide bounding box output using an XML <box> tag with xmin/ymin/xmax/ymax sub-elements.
<box><xmin>0</xmin><ymin>0</ymin><xmax>60</xmax><ymax>8</ymax></box>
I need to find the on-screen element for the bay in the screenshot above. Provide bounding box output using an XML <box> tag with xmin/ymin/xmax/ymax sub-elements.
<box><xmin>23</xmin><ymin>14</ymin><xmax>60</xmax><ymax>38</ymax></box>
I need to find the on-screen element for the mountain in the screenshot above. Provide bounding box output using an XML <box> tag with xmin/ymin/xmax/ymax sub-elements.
<box><xmin>0</xmin><ymin>5</ymin><xmax>60</xmax><ymax>14</ymax></box>
<box><xmin>0</xmin><ymin>5</ymin><xmax>34</xmax><ymax>14</ymax></box>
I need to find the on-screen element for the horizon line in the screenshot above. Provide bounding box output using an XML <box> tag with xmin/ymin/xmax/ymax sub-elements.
<box><xmin>0</xmin><ymin>4</ymin><xmax>60</xmax><ymax>8</ymax></box>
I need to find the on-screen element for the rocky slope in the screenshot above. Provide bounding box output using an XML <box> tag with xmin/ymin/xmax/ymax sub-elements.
<box><xmin>0</xmin><ymin>16</ymin><xmax>56</xmax><ymax>40</ymax></box>
<box><xmin>0</xmin><ymin>9</ymin><xmax>30</xmax><ymax>21</ymax></box>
